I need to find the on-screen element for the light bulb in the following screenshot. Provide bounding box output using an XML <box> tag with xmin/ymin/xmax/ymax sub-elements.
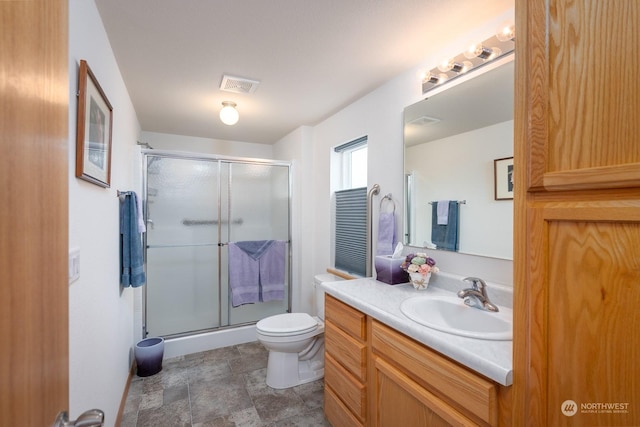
<box><xmin>219</xmin><ymin>101</ymin><xmax>239</xmax><ymax>125</ymax></box>
<box><xmin>422</xmin><ymin>72</ymin><xmax>440</xmax><ymax>84</ymax></box>
<box><xmin>437</xmin><ymin>59</ymin><xmax>452</xmax><ymax>73</ymax></box>
<box><xmin>460</xmin><ymin>60</ymin><xmax>473</xmax><ymax>73</ymax></box>
<box><xmin>438</xmin><ymin>59</ymin><xmax>464</xmax><ymax>73</ymax></box>
<box><xmin>464</xmin><ymin>43</ymin><xmax>493</xmax><ymax>60</ymax></box>
<box><xmin>487</xmin><ymin>47</ymin><xmax>502</xmax><ymax>61</ymax></box>
<box><xmin>497</xmin><ymin>22</ymin><xmax>515</xmax><ymax>42</ymax></box>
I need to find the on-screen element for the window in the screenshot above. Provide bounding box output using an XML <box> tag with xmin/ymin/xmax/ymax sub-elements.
<box><xmin>334</xmin><ymin>136</ymin><xmax>368</xmax><ymax>276</ymax></box>
<box><xmin>335</xmin><ymin>136</ymin><xmax>367</xmax><ymax>190</ymax></box>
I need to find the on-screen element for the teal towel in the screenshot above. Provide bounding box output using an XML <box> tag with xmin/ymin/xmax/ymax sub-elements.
<box><xmin>431</xmin><ymin>201</ymin><xmax>459</xmax><ymax>251</ymax></box>
<box><xmin>120</xmin><ymin>192</ymin><xmax>146</xmax><ymax>287</ymax></box>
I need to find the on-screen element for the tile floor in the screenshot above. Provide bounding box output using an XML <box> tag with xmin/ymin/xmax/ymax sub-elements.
<box><xmin>120</xmin><ymin>341</ymin><xmax>331</xmax><ymax>427</ymax></box>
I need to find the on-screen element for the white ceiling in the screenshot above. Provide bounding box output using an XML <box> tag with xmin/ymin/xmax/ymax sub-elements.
<box><xmin>94</xmin><ymin>0</ymin><xmax>513</xmax><ymax>145</ymax></box>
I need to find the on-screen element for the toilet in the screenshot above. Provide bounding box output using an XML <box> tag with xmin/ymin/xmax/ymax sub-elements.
<box><xmin>256</xmin><ymin>273</ymin><xmax>342</xmax><ymax>389</ymax></box>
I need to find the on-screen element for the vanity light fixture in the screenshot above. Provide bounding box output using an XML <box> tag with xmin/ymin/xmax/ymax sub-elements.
<box><xmin>219</xmin><ymin>101</ymin><xmax>239</xmax><ymax>126</ymax></box>
<box><xmin>421</xmin><ymin>25</ymin><xmax>515</xmax><ymax>95</ymax></box>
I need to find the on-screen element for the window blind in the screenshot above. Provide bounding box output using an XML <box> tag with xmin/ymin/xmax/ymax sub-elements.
<box><xmin>335</xmin><ymin>186</ymin><xmax>367</xmax><ymax>276</ymax></box>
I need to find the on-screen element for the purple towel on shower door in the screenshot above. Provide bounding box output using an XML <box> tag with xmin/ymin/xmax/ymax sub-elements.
<box><xmin>259</xmin><ymin>240</ymin><xmax>286</xmax><ymax>302</ymax></box>
<box><xmin>228</xmin><ymin>242</ymin><xmax>260</xmax><ymax>307</ymax></box>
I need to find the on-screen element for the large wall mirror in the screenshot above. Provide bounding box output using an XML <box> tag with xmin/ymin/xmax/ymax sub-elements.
<box><xmin>403</xmin><ymin>57</ymin><xmax>514</xmax><ymax>260</ymax></box>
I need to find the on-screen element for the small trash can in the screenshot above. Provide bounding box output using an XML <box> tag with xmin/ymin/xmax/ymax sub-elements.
<box><xmin>135</xmin><ymin>337</ymin><xmax>164</xmax><ymax>377</ymax></box>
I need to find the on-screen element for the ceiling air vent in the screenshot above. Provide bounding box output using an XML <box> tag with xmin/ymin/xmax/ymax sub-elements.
<box><xmin>220</xmin><ymin>75</ymin><xmax>260</xmax><ymax>94</ymax></box>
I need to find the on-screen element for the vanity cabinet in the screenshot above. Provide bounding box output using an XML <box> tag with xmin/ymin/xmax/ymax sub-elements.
<box><xmin>324</xmin><ymin>295</ymin><xmax>511</xmax><ymax>426</ymax></box>
<box><xmin>324</xmin><ymin>294</ymin><xmax>368</xmax><ymax>426</ymax></box>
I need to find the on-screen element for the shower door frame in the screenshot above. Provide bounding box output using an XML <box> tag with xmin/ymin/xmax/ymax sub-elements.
<box><xmin>141</xmin><ymin>149</ymin><xmax>292</xmax><ymax>339</ymax></box>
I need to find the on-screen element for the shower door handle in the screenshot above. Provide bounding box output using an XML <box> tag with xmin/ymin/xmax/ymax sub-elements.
<box><xmin>146</xmin><ymin>219</ymin><xmax>154</xmax><ymax>229</ymax></box>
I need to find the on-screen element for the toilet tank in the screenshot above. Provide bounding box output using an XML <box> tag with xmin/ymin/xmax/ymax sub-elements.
<box><xmin>314</xmin><ymin>273</ymin><xmax>343</xmax><ymax>320</ymax></box>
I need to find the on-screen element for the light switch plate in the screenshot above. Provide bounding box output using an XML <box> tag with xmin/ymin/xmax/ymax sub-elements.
<box><xmin>69</xmin><ymin>248</ymin><xmax>80</xmax><ymax>284</ymax></box>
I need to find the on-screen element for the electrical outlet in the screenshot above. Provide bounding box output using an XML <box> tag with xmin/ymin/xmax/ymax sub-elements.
<box><xmin>69</xmin><ymin>248</ymin><xmax>80</xmax><ymax>284</ymax></box>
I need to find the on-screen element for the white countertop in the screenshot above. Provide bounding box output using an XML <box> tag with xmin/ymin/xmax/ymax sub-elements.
<box><xmin>320</xmin><ymin>277</ymin><xmax>513</xmax><ymax>386</ymax></box>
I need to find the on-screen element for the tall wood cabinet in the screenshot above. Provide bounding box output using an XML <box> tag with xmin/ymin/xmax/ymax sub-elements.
<box><xmin>513</xmin><ymin>1</ymin><xmax>640</xmax><ymax>426</ymax></box>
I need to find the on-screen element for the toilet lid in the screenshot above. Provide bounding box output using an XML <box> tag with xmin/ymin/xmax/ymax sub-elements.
<box><xmin>256</xmin><ymin>313</ymin><xmax>318</xmax><ymax>336</ymax></box>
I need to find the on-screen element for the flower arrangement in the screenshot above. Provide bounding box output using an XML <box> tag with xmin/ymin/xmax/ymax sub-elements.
<box><xmin>401</xmin><ymin>253</ymin><xmax>439</xmax><ymax>277</ymax></box>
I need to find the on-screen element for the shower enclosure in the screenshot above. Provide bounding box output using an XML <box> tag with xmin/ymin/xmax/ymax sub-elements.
<box><xmin>143</xmin><ymin>151</ymin><xmax>291</xmax><ymax>339</ymax></box>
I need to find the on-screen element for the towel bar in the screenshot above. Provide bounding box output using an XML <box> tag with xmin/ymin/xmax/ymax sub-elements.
<box><xmin>428</xmin><ymin>200</ymin><xmax>466</xmax><ymax>205</ymax></box>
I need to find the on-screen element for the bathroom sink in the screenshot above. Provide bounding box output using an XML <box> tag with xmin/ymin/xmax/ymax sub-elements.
<box><xmin>400</xmin><ymin>295</ymin><xmax>512</xmax><ymax>340</ymax></box>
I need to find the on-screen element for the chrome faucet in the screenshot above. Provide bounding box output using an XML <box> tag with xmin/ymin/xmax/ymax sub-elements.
<box><xmin>457</xmin><ymin>277</ymin><xmax>499</xmax><ymax>312</ymax></box>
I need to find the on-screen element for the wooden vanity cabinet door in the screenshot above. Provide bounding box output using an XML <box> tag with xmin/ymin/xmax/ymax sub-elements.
<box><xmin>371</xmin><ymin>320</ymin><xmax>498</xmax><ymax>426</ymax></box>
<box><xmin>373</xmin><ymin>357</ymin><xmax>477</xmax><ymax>427</ymax></box>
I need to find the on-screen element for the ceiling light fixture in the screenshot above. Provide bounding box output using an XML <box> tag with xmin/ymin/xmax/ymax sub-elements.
<box><xmin>421</xmin><ymin>25</ymin><xmax>515</xmax><ymax>95</ymax></box>
<box><xmin>219</xmin><ymin>101</ymin><xmax>239</xmax><ymax>126</ymax></box>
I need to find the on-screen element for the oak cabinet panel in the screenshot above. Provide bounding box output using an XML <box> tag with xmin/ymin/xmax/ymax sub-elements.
<box><xmin>514</xmin><ymin>0</ymin><xmax>640</xmax><ymax>425</ymax></box>
<box><xmin>374</xmin><ymin>357</ymin><xmax>475</xmax><ymax>427</ymax></box>
<box><xmin>371</xmin><ymin>320</ymin><xmax>499</xmax><ymax>427</ymax></box>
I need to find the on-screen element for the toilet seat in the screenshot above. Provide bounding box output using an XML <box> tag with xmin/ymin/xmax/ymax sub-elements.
<box><xmin>256</xmin><ymin>313</ymin><xmax>319</xmax><ymax>336</ymax></box>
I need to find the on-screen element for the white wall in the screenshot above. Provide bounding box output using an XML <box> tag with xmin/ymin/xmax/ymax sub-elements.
<box><xmin>68</xmin><ymin>1</ymin><xmax>141</xmax><ymax>424</ymax></box>
<box><xmin>141</xmin><ymin>131</ymin><xmax>274</xmax><ymax>159</ymax></box>
<box><xmin>273</xmin><ymin>126</ymin><xmax>314</xmax><ymax>313</ymax></box>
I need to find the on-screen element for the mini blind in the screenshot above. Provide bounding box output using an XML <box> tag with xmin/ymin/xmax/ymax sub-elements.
<box><xmin>335</xmin><ymin>187</ymin><xmax>367</xmax><ymax>276</ymax></box>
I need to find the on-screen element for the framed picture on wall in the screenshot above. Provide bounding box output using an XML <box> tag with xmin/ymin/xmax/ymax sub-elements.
<box><xmin>494</xmin><ymin>157</ymin><xmax>514</xmax><ymax>200</ymax></box>
<box><xmin>75</xmin><ymin>59</ymin><xmax>113</xmax><ymax>188</ymax></box>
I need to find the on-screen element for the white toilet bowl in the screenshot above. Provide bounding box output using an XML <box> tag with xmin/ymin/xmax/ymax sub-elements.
<box><xmin>256</xmin><ymin>273</ymin><xmax>341</xmax><ymax>389</ymax></box>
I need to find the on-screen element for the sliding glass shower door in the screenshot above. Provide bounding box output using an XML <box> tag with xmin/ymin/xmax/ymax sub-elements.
<box><xmin>220</xmin><ymin>161</ymin><xmax>290</xmax><ymax>326</ymax></box>
<box><xmin>145</xmin><ymin>156</ymin><xmax>220</xmax><ymax>336</ymax></box>
<box><xmin>144</xmin><ymin>153</ymin><xmax>290</xmax><ymax>338</ymax></box>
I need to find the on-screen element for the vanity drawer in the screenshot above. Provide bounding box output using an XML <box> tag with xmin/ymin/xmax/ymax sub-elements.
<box><xmin>325</xmin><ymin>353</ymin><xmax>366</xmax><ymax>421</ymax></box>
<box><xmin>371</xmin><ymin>320</ymin><xmax>498</xmax><ymax>426</ymax></box>
<box><xmin>325</xmin><ymin>383</ymin><xmax>364</xmax><ymax>427</ymax></box>
<box><xmin>325</xmin><ymin>319</ymin><xmax>367</xmax><ymax>381</ymax></box>
<box><xmin>325</xmin><ymin>294</ymin><xmax>366</xmax><ymax>341</ymax></box>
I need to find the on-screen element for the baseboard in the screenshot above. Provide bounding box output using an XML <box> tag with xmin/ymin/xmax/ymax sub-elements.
<box><xmin>115</xmin><ymin>360</ymin><xmax>136</xmax><ymax>426</ymax></box>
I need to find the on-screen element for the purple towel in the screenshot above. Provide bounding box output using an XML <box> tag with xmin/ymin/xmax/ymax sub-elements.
<box><xmin>260</xmin><ymin>241</ymin><xmax>286</xmax><ymax>302</ymax></box>
<box><xmin>228</xmin><ymin>242</ymin><xmax>260</xmax><ymax>307</ymax></box>
<box><xmin>376</xmin><ymin>212</ymin><xmax>396</xmax><ymax>255</ymax></box>
<box><xmin>228</xmin><ymin>240</ymin><xmax>286</xmax><ymax>307</ymax></box>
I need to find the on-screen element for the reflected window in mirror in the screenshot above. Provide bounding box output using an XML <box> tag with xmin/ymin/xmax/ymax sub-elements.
<box><xmin>403</xmin><ymin>57</ymin><xmax>514</xmax><ymax>260</ymax></box>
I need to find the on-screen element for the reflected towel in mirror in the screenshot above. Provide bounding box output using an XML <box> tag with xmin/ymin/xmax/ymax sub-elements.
<box><xmin>437</xmin><ymin>200</ymin><xmax>450</xmax><ymax>225</ymax></box>
<box><xmin>431</xmin><ymin>201</ymin><xmax>459</xmax><ymax>251</ymax></box>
